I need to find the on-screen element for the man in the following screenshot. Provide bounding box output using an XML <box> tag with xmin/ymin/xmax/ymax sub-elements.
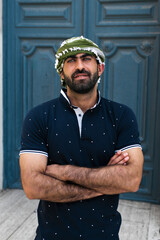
<box><xmin>19</xmin><ymin>36</ymin><xmax>144</xmax><ymax>240</ymax></box>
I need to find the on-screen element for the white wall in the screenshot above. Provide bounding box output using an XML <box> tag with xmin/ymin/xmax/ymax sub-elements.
<box><xmin>0</xmin><ymin>0</ymin><xmax>3</xmax><ymax>190</ymax></box>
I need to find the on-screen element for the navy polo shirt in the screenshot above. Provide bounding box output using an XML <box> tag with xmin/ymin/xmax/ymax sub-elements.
<box><xmin>20</xmin><ymin>89</ymin><xmax>141</xmax><ymax>240</ymax></box>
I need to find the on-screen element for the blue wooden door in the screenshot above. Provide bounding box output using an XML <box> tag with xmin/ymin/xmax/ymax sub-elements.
<box><xmin>85</xmin><ymin>0</ymin><xmax>160</xmax><ymax>203</ymax></box>
<box><xmin>4</xmin><ymin>0</ymin><xmax>84</xmax><ymax>188</ymax></box>
<box><xmin>4</xmin><ymin>0</ymin><xmax>160</xmax><ymax>203</ymax></box>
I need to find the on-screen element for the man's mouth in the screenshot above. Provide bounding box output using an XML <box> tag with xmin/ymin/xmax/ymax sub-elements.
<box><xmin>73</xmin><ymin>73</ymin><xmax>89</xmax><ymax>79</ymax></box>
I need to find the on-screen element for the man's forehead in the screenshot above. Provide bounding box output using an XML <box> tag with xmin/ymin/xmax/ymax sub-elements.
<box><xmin>65</xmin><ymin>53</ymin><xmax>95</xmax><ymax>60</ymax></box>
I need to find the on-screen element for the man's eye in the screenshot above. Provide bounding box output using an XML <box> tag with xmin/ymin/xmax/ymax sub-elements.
<box><xmin>83</xmin><ymin>57</ymin><xmax>91</xmax><ymax>61</ymax></box>
<box><xmin>67</xmin><ymin>59</ymin><xmax>75</xmax><ymax>63</ymax></box>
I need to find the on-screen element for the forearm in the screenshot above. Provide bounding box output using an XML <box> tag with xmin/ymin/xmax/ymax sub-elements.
<box><xmin>22</xmin><ymin>171</ymin><xmax>102</xmax><ymax>203</ymax></box>
<box><xmin>46</xmin><ymin>149</ymin><xmax>143</xmax><ymax>195</ymax></box>
<box><xmin>61</xmin><ymin>164</ymin><xmax>138</xmax><ymax>194</ymax></box>
<box><xmin>47</xmin><ymin>164</ymin><xmax>131</xmax><ymax>195</ymax></box>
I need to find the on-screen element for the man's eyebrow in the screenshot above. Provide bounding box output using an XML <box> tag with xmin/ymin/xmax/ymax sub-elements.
<box><xmin>66</xmin><ymin>53</ymin><xmax>93</xmax><ymax>60</ymax></box>
<box><xmin>80</xmin><ymin>53</ymin><xmax>93</xmax><ymax>58</ymax></box>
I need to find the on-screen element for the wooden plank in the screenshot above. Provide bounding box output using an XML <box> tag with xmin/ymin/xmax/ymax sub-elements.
<box><xmin>118</xmin><ymin>200</ymin><xmax>151</xmax><ymax>240</ymax></box>
<box><xmin>119</xmin><ymin>220</ymin><xmax>149</xmax><ymax>240</ymax></box>
<box><xmin>0</xmin><ymin>189</ymin><xmax>38</xmax><ymax>240</ymax></box>
<box><xmin>118</xmin><ymin>199</ymin><xmax>151</xmax><ymax>223</ymax></box>
<box><xmin>8</xmin><ymin>212</ymin><xmax>37</xmax><ymax>240</ymax></box>
<box><xmin>148</xmin><ymin>204</ymin><xmax>160</xmax><ymax>240</ymax></box>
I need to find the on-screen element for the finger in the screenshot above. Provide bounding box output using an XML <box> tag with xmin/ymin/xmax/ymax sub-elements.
<box><xmin>116</xmin><ymin>156</ymin><xmax>129</xmax><ymax>165</ymax></box>
<box><xmin>109</xmin><ymin>150</ymin><xmax>122</xmax><ymax>162</ymax></box>
<box><xmin>109</xmin><ymin>152</ymin><xmax>128</xmax><ymax>164</ymax></box>
<box><xmin>108</xmin><ymin>152</ymin><xmax>129</xmax><ymax>166</ymax></box>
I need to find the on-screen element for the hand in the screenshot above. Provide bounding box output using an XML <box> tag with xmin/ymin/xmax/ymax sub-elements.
<box><xmin>46</xmin><ymin>164</ymin><xmax>67</xmax><ymax>181</ymax></box>
<box><xmin>107</xmin><ymin>150</ymin><xmax>129</xmax><ymax>166</ymax></box>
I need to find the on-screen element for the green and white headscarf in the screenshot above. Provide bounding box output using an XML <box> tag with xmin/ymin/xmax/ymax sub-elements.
<box><xmin>55</xmin><ymin>36</ymin><xmax>105</xmax><ymax>74</ymax></box>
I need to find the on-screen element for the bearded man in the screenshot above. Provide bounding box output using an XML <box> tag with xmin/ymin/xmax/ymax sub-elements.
<box><xmin>19</xmin><ymin>36</ymin><xmax>144</xmax><ymax>240</ymax></box>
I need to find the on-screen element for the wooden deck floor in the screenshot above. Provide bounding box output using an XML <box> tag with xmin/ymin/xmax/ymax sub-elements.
<box><xmin>0</xmin><ymin>189</ymin><xmax>160</xmax><ymax>240</ymax></box>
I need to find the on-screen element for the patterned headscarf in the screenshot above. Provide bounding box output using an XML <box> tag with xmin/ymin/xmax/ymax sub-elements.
<box><xmin>55</xmin><ymin>36</ymin><xmax>105</xmax><ymax>74</ymax></box>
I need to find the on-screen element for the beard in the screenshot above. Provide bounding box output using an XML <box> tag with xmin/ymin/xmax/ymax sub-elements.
<box><xmin>63</xmin><ymin>68</ymin><xmax>99</xmax><ymax>94</ymax></box>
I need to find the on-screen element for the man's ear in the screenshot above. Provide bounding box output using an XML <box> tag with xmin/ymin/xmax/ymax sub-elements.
<box><xmin>61</xmin><ymin>71</ymin><xmax>64</xmax><ymax>80</ymax></box>
<box><xmin>98</xmin><ymin>64</ymin><xmax>105</xmax><ymax>76</ymax></box>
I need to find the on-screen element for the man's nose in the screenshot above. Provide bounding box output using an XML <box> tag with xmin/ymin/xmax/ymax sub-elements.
<box><xmin>75</xmin><ymin>59</ymin><xmax>84</xmax><ymax>70</ymax></box>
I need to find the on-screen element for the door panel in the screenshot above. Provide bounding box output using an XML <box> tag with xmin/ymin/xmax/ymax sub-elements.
<box><xmin>16</xmin><ymin>0</ymin><xmax>74</xmax><ymax>27</ymax></box>
<box><xmin>21</xmin><ymin>39</ymin><xmax>61</xmax><ymax>110</ymax></box>
<box><xmin>101</xmin><ymin>37</ymin><xmax>158</xmax><ymax>202</ymax></box>
<box><xmin>96</xmin><ymin>0</ymin><xmax>159</xmax><ymax>26</ymax></box>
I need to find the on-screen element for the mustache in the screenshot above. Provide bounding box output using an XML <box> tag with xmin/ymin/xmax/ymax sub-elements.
<box><xmin>71</xmin><ymin>69</ymin><xmax>91</xmax><ymax>78</ymax></box>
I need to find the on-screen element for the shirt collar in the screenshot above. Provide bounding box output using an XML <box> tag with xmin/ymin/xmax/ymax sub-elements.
<box><xmin>60</xmin><ymin>88</ymin><xmax>101</xmax><ymax>110</ymax></box>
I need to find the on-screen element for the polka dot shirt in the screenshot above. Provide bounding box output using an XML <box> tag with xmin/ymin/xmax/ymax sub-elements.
<box><xmin>20</xmin><ymin>89</ymin><xmax>141</xmax><ymax>240</ymax></box>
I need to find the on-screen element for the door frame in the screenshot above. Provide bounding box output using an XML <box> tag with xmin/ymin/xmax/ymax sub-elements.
<box><xmin>3</xmin><ymin>0</ymin><xmax>10</xmax><ymax>189</ymax></box>
<box><xmin>0</xmin><ymin>0</ymin><xmax>3</xmax><ymax>190</ymax></box>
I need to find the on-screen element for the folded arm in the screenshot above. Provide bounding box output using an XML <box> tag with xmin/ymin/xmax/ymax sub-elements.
<box><xmin>46</xmin><ymin>148</ymin><xmax>144</xmax><ymax>195</ymax></box>
<box><xmin>19</xmin><ymin>153</ymin><xmax>102</xmax><ymax>203</ymax></box>
<box><xmin>19</xmin><ymin>151</ymin><xmax>128</xmax><ymax>202</ymax></box>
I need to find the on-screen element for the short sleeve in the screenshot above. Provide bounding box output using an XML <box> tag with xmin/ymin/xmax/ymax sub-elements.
<box><xmin>115</xmin><ymin>106</ymin><xmax>141</xmax><ymax>152</ymax></box>
<box><xmin>20</xmin><ymin>107</ymin><xmax>48</xmax><ymax>157</ymax></box>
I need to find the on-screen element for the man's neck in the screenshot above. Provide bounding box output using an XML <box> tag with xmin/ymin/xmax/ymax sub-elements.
<box><xmin>66</xmin><ymin>86</ymin><xmax>98</xmax><ymax>112</ymax></box>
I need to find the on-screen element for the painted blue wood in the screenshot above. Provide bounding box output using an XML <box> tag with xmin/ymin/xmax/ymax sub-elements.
<box><xmin>4</xmin><ymin>0</ymin><xmax>84</xmax><ymax>189</ymax></box>
<box><xmin>85</xmin><ymin>0</ymin><xmax>160</xmax><ymax>203</ymax></box>
<box><xmin>3</xmin><ymin>0</ymin><xmax>160</xmax><ymax>203</ymax></box>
